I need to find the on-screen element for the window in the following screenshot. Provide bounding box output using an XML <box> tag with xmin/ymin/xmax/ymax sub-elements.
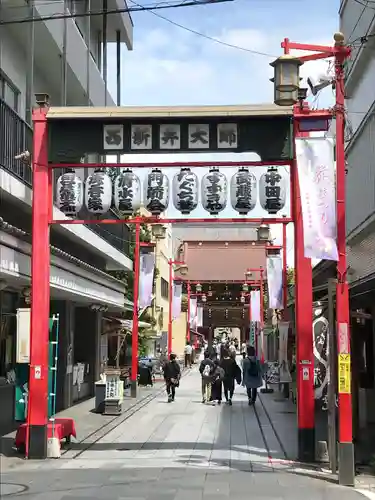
<box><xmin>0</xmin><ymin>72</ymin><xmax>19</xmax><ymax>112</ymax></box>
<box><xmin>161</xmin><ymin>278</ymin><xmax>169</xmax><ymax>300</ymax></box>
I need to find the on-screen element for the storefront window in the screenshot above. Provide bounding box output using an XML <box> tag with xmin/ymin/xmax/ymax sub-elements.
<box><xmin>0</xmin><ymin>292</ymin><xmax>17</xmax><ymax>379</ymax></box>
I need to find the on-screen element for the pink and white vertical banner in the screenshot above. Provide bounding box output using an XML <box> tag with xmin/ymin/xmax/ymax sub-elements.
<box><xmin>278</xmin><ymin>321</ymin><xmax>292</xmax><ymax>383</ymax></box>
<box><xmin>196</xmin><ymin>306</ymin><xmax>203</xmax><ymax>328</ymax></box>
<box><xmin>296</xmin><ymin>137</ymin><xmax>338</xmax><ymax>261</ymax></box>
<box><xmin>189</xmin><ymin>298</ymin><xmax>197</xmax><ymax>330</ymax></box>
<box><xmin>250</xmin><ymin>290</ymin><xmax>261</xmax><ymax>322</ymax></box>
<box><xmin>172</xmin><ymin>283</ymin><xmax>182</xmax><ymax>320</ymax></box>
<box><xmin>139</xmin><ymin>252</ymin><xmax>155</xmax><ymax>309</ymax></box>
<box><xmin>266</xmin><ymin>255</ymin><xmax>283</xmax><ymax>310</ymax></box>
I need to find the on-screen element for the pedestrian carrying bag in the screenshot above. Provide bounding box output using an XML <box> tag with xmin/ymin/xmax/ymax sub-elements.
<box><xmin>235</xmin><ymin>364</ymin><xmax>242</xmax><ymax>385</ymax></box>
<box><xmin>247</xmin><ymin>358</ymin><xmax>259</xmax><ymax>377</ymax></box>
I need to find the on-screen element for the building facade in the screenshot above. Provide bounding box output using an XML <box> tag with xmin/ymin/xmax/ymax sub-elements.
<box><xmin>173</xmin><ymin>223</ymin><xmax>270</xmax><ymax>345</ymax></box>
<box><xmin>0</xmin><ymin>1</ymin><xmax>133</xmax><ymax>434</ymax></box>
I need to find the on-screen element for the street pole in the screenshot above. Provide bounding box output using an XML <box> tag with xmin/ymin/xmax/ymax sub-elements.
<box><xmin>282</xmin><ymin>221</ymin><xmax>288</xmax><ymax>312</ymax></box>
<box><xmin>248</xmin><ymin>291</ymin><xmax>252</xmax><ymax>345</ymax></box>
<box><xmin>167</xmin><ymin>259</ymin><xmax>173</xmax><ymax>356</ymax></box>
<box><xmin>328</xmin><ymin>278</ymin><xmax>337</xmax><ymax>474</ymax></box>
<box><xmin>27</xmin><ymin>102</ymin><xmax>50</xmax><ymax>459</ymax></box>
<box><xmin>187</xmin><ymin>282</ymin><xmax>191</xmax><ymax>343</ymax></box>
<box><xmin>131</xmin><ymin>220</ymin><xmax>141</xmax><ymax>398</ymax></box>
<box><xmin>260</xmin><ymin>268</ymin><xmax>264</xmax><ymax>363</ymax></box>
<box><xmin>334</xmin><ymin>33</ymin><xmax>355</xmax><ymax>486</ymax></box>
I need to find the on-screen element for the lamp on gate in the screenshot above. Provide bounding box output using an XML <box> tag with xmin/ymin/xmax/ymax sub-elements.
<box><xmin>196</xmin><ymin>283</ymin><xmax>202</xmax><ymax>293</ymax></box>
<box><xmin>257</xmin><ymin>224</ymin><xmax>271</xmax><ymax>242</ymax></box>
<box><xmin>242</xmin><ymin>283</ymin><xmax>249</xmax><ymax>292</ymax></box>
<box><xmin>151</xmin><ymin>224</ymin><xmax>166</xmax><ymax>239</ymax></box>
<box><xmin>270</xmin><ymin>54</ymin><xmax>302</xmax><ymax>106</ymax></box>
<box><xmin>175</xmin><ymin>264</ymin><xmax>188</xmax><ymax>276</ymax></box>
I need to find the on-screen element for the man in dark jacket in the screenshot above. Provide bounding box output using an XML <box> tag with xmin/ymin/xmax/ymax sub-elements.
<box><xmin>199</xmin><ymin>351</ymin><xmax>214</xmax><ymax>403</ymax></box>
<box><xmin>220</xmin><ymin>349</ymin><xmax>238</xmax><ymax>405</ymax></box>
<box><xmin>163</xmin><ymin>353</ymin><xmax>181</xmax><ymax>402</ymax></box>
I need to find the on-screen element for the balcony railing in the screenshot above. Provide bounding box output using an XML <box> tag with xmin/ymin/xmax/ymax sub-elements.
<box><xmin>0</xmin><ymin>98</ymin><xmax>131</xmax><ymax>259</ymax></box>
<box><xmin>0</xmin><ymin>97</ymin><xmax>33</xmax><ymax>186</ymax></box>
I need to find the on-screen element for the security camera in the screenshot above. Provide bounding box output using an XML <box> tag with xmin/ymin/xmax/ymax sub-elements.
<box><xmin>307</xmin><ymin>75</ymin><xmax>333</xmax><ymax>96</ymax></box>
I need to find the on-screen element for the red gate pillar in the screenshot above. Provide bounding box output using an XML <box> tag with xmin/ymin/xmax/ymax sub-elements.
<box><xmin>293</xmin><ymin>119</ymin><xmax>315</xmax><ymax>462</ymax></box>
<box><xmin>186</xmin><ymin>282</ymin><xmax>191</xmax><ymax>343</ymax></box>
<box><xmin>27</xmin><ymin>105</ymin><xmax>50</xmax><ymax>459</ymax></box>
<box><xmin>131</xmin><ymin>221</ymin><xmax>141</xmax><ymax>397</ymax></box>
<box><xmin>335</xmin><ymin>41</ymin><xmax>355</xmax><ymax>485</ymax></box>
<box><xmin>167</xmin><ymin>260</ymin><xmax>173</xmax><ymax>356</ymax></box>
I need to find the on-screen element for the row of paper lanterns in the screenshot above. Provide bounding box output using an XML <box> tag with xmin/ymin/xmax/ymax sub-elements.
<box><xmin>56</xmin><ymin>166</ymin><xmax>287</xmax><ymax>217</ymax></box>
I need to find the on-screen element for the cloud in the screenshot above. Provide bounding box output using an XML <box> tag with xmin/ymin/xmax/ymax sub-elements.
<box><xmin>108</xmin><ymin>22</ymin><xmax>336</xmax><ymax>109</ymax></box>
<box><xmin>105</xmin><ymin>5</ymin><xmax>338</xmax><ymax>265</ymax></box>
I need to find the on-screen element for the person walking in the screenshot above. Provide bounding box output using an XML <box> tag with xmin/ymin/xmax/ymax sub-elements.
<box><xmin>184</xmin><ymin>342</ymin><xmax>193</xmax><ymax>368</ymax></box>
<box><xmin>229</xmin><ymin>342</ymin><xmax>237</xmax><ymax>359</ymax></box>
<box><xmin>241</xmin><ymin>341</ymin><xmax>247</xmax><ymax>355</ymax></box>
<box><xmin>199</xmin><ymin>351</ymin><xmax>214</xmax><ymax>403</ymax></box>
<box><xmin>220</xmin><ymin>349</ymin><xmax>238</xmax><ymax>405</ymax></box>
<box><xmin>163</xmin><ymin>353</ymin><xmax>181</xmax><ymax>403</ymax></box>
<box><xmin>211</xmin><ymin>359</ymin><xmax>225</xmax><ymax>404</ymax></box>
<box><xmin>242</xmin><ymin>345</ymin><xmax>263</xmax><ymax>405</ymax></box>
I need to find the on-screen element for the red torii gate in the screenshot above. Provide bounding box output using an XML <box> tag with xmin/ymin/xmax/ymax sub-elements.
<box><xmin>27</xmin><ymin>37</ymin><xmax>353</xmax><ymax>482</ymax></box>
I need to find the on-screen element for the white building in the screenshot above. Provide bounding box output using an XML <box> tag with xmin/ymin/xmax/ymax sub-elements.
<box><xmin>0</xmin><ymin>0</ymin><xmax>133</xmax><ymax>433</ymax></box>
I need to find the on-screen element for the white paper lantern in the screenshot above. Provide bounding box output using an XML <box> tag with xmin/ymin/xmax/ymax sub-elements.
<box><xmin>85</xmin><ymin>170</ymin><xmax>112</xmax><ymax>215</ymax></box>
<box><xmin>56</xmin><ymin>170</ymin><xmax>83</xmax><ymax>216</ymax></box>
<box><xmin>144</xmin><ymin>168</ymin><xmax>169</xmax><ymax>215</ymax></box>
<box><xmin>172</xmin><ymin>167</ymin><xmax>198</xmax><ymax>214</ymax></box>
<box><xmin>201</xmin><ymin>167</ymin><xmax>227</xmax><ymax>215</ymax></box>
<box><xmin>230</xmin><ymin>167</ymin><xmax>257</xmax><ymax>215</ymax></box>
<box><xmin>114</xmin><ymin>168</ymin><xmax>141</xmax><ymax>215</ymax></box>
<box><xmin>259</xmin><ymin>166</ymin><xmax>286</xmax><ymax>214</ymax></box>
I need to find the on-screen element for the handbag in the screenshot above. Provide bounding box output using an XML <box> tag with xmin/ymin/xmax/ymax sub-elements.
<box><xmin>235</xmin><ymin>364</ymin><xmax>242</xmax><ymax>385</ymax></box>
<box><xmin>170</xmin><ymin>377</ymin><xmax>179</xmax><ymax>387</ymax></box>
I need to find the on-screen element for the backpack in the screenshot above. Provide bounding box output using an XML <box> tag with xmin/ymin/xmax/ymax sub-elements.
<box><xmin>202</xmin><ymin>363</ymin><xmax>212</xmax><ymax>378</ymax></box>
<box><xmin>247</xmin><ymin>358</ymin><xmax>259</xmax><ymax>377</ymax></box>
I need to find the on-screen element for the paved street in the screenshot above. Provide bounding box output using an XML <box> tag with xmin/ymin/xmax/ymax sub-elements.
<box><xmin>1</xmin><ymin>367</ymin><xmax>369</xmax><ymax>499</ymax></box>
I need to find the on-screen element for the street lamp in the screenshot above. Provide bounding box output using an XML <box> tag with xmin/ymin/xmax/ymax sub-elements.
<box><xmin>151</xmin><ymin>223</ymin><xmax>166</xmax><ymax>239</ymax></box>
<box><xmin>270</xmin><ymin>54</ymin><xmax>302</xmax><ymax>106</ymax></box>
<box><xmin>176</xmin><ymin>264</ymin><xmax>188</xmax><ymax>276</ymax></box>
<box><xmin>257</xmin><ymin>224</ymin><xmax>270</xmax><ymax>241</ymax></box>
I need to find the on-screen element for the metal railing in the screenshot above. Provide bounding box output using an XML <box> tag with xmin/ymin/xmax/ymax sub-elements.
<box><xmin>0</xmin><ymin>97</ymin><xmax>33</xmax><ymax>186</ymax></box>
<box><xmin>0</xmin><ymin>98</ymin><xmax>131</xmax><ymax>259</ymax></box>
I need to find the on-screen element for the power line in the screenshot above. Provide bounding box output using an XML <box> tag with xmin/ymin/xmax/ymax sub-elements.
<box><xmin>0</xmin><ymin>0</ymin><xmax>231</xmax><ymax>26</ymax></box>
<box><xmin>129</xmin><ymin>0</ymin><xmax>276</xmax><ymax>57</ymax></box>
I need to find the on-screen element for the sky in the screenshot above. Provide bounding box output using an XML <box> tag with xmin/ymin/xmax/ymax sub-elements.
<box><xmin>106</xmin><ymin>0</ymin><xmax>340</xmax><ymax>265</ymax></box>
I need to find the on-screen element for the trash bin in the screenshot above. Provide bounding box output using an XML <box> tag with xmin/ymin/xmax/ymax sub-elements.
<box><xmin>95</xmin><ymin>381</ymin><xmax>106</xmax><ymax>413</ymax></box>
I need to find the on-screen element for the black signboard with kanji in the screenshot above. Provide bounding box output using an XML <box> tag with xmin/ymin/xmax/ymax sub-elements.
<box><xmin>48</xmin><ymin>114</ymin><xmax>292</xmax><ymax>163</ymax></box>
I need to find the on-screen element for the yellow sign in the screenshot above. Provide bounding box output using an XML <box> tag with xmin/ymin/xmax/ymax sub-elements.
<box><xmin>338</xmin><ymin>354</ymin><xmax>351</xmax><ymax>394</ymax></box>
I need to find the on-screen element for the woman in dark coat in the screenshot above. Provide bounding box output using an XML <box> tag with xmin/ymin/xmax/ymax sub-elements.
<box><xmin>242</xmin><ymin>345</ymin><xmax>263</xmax><ymax>405</ymax></box>
<box><xmin>211</xmin><ymin>359</ymin><xmax>224</xmax><ymax>404</ymax></box>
